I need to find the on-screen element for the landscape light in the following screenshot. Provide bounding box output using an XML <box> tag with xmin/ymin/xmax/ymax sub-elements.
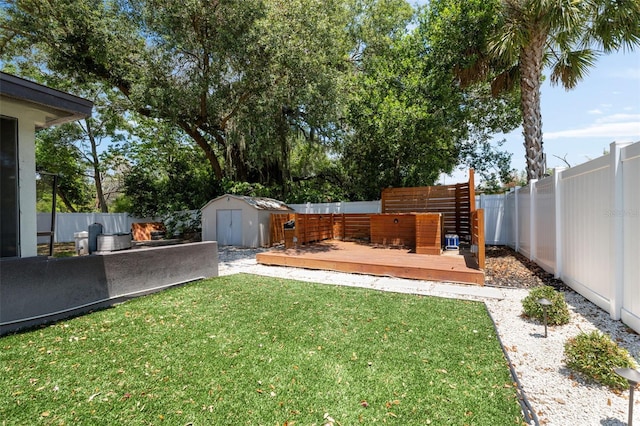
<box><xmin>614</xmin><ymin>367</ymin><xmax>640</xmax><ymax>426</ymax></box>
<box><xmin>537</xmin><ymin>298</ymin><xmax>552</xmax><ymax>338</ymax></box>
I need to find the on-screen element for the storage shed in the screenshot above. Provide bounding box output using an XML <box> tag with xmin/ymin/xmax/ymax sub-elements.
<box><xmin>201</xmin><ymin>195</ymin><xmax>293</xmax><ymax>247</ymax></box>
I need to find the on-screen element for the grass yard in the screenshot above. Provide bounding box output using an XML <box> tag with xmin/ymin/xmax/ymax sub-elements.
<box><xmin>1</xmin><ymin>274</ymin><xmax>524</xmax><ymax>425</ymax></box>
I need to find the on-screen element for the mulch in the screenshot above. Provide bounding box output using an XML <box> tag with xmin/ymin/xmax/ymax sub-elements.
<box><xmin>484</xmin><ymin>245</ymin><xmax>568</xmax><ymax>290</ymax></box>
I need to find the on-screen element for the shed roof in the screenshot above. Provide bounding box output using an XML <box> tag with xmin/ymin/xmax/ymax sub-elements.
<box><xmin>202</xmin><ymin>194</ymin><xmax>293</xmax><ymax>211</ymax></box>
<box><xmin>0</xmin><ymin>71</ymin><xmax>93</xmax><ymax>129</ymax></box>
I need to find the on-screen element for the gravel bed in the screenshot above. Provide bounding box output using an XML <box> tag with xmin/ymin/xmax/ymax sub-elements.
<box><xmin>217</xmin><ymin>246</ymin><xmax>640</xmax><ymax>426</ymax></box>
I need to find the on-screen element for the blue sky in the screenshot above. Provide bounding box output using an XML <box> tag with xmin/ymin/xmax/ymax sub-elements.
<box><xmin>442</xmin><ymin>51</ymin><xmax>639</xmax><ymax>183</ymax></box>
<box><xmin>504</xmin><ymin>51</ymin><xmax>640</xmax><ymax>172</ymax></box>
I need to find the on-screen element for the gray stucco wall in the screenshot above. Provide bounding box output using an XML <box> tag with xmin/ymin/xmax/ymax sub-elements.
<box><xmin>0</xmin><ymin>241</ymin><xmax>218</xmax><ymax>335</ymax></box>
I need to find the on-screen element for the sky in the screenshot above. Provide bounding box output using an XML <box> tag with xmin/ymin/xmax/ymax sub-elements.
<box><xmin>422</xmin><ymin>14</ymin><xmax>640</xmax><ymax>184</ymax></box>
<box><xmin>499</xmin><ymin>51</ymin><xmax>640</xmax><ymax>175</ymax></box>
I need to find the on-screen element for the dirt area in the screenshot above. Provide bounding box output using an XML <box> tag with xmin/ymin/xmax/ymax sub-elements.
<box><xmin>484</xmin><ymin>245</ymin><xmax>567</xmax><ymax>290</ymax></box>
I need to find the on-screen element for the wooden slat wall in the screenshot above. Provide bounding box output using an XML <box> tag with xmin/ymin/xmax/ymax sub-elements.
<box><xmin>334</xmin><ymin>214</ymin><xmax>372</xmax><ymax>241</ymax></box>
<box><xmin>471</xmin><ymin>209</ymin><xmax>485</xmax><ymax>269</ymax></box>
<box><xmin>415</xmin><ymin>213</ymin><xmax>442</xmax><ymax>255</ymax></box>
<box><xmin>381</xmin><ymin>170</ymin><xmax>475</xmax><ymax>239</ymax></box>
<box><xmin>270</xmin><ymin>213</ymin><xmax>295</xmax><ymax>245</ymax></box>
<box><xmin>370</xmin><ymin>214</ymin><xmax>416</xmax><ymax>248</ymax></box>
<box><xmin>295</xmin><ymin>214</ymin><xmax>334</xmax><ymax>245</ymax></box>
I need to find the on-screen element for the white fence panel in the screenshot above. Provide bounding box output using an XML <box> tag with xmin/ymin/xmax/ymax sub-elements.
<box><xmin>559</xmin><ymin>154</ymin><xmax>612</xmax><ymax>312</ymax></box>
<box><xmin>517</xmin><ymin>186</ymin><xmax>532</xmax><ymax>259</ymax></box>
<box><xmin>477</xmin><ymin>194</ymin><xmax>508</xmax><ymax>245</ymax></box>
<box><xmin>504</xmin><ymin>190</ymin><xmax>517</xmax><ymax>249</ymax></box>
<box><xmin>38</xmin><ymin>213</ymin><xmax>151</xmax><ymax>243</ymax></box>
<box><xmin>533</xmin><ymin>176</ymin><xmax>556</xmax><ymax>274</ymax></box>
<box><xmin>289</xmin><ymin>200</ymin><xmax>380</xmax><ymax>214</ymax></box>
<box><xmin>621</xmin><ymin>142</ymin><xmax>640</xmax><ymax>331</ymax></box>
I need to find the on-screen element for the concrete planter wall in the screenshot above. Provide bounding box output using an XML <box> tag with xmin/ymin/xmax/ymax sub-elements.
<box><xmin>0</xmin><ymin>241</ymin><xmax>218</xmax><ymax>335</ymax></box>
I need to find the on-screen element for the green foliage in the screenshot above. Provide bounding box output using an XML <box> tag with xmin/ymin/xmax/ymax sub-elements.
<box><xmin>521</xmin><ymin>285</ymin><xmax>570</xmax><ymax>326</ymax></box>
<box><xmin>340</xmin><ymin>0</ymin><xmax>521</xmax><ymax>199</ymax></box>
<box><xmin>0</xmin><ymin>274</ymin><xmax>524</xmax><ymax>424</ymax></box>
<box><xmin>162</xmin><ymin>210</ymin><xmax>201</xmax><ymax>238</ymax></box>
<box><xmin>564</xmin><ymin>330</ymin><xmax>638</xmax><ymax>390</ymax></box>
<box><xmin>117</xmin><ymin>120</ymin><xmax>218</xmax><ymax>217</ymax></box>
<box><xmin>35</xmin><ymin>126</ymin><xmax>94</xmax><ymax>212</ymax></box>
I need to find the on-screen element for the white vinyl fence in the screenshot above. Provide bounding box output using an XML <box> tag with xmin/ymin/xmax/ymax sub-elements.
<box><xmin>37</xmin><ymin>213</ymin><xmax>153</xmax><ymax>244</ymax></box>
<box><xmin>504</xmin><ymin>141</ymin><xmax>640</xmax><ymax>332</ymax></box>
<box><xmin>288</xmin><ymin>200</ymin><xmax>381</xmax><ymax>214</ymax></box>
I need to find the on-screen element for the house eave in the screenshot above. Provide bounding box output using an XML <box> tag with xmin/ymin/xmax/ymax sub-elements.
<box><xmin>0</xmin><ymin>71</ymin><xmax>93</xmax><ymax>128</ymax></box>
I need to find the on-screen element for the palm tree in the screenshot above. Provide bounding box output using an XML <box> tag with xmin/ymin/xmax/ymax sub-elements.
<box><xmin>487</xmin><ymin>0</ymin><xmax>640</xmax><ymax>181</ymax></box>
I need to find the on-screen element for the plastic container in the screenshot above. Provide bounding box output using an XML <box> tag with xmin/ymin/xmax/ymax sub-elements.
<box><xmin>445</xmin><ymin>234</ymin><xmax>459</xmax><ymax>250</ymax></box>
<box><xmin>74</xmin><ymin>231</ymin><xmax>89</xmax><ymax>256</ymax></box>
<box><xmin>88</xmin><ymin>223</ymin><xmax>103</xmax><ymax>254</ymax></box>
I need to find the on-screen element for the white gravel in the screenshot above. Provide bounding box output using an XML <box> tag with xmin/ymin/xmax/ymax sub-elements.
<box><xmin>217</xmin><ymin>247</ymin><xmax>640</xmax><ymax>426</ymax></box>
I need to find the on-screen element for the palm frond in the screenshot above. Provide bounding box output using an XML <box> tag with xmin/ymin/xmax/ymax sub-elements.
<box><xmin>491</xmin><ymin>65</ymin><xmax>520</xmax><ymax>96</ymax></box>
<box><xmin>549</xmin><ymin>48</ymin><xmax>598</xmax><ymax>89</ymax></box>
<box><xmin>586</xmin><ymin>0</ymin><xmax>640</xmax><ymax>52</ymax></box>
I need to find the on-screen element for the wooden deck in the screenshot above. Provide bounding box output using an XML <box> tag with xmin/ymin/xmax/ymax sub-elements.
<box><xmin>256</xmin><ymin>241</ymin><xmax>484</xmax><ymax>285</ymax></box>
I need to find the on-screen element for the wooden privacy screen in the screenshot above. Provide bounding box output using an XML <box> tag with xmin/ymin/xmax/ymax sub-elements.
<box><xmin>270</xmin><ymin>213</ymin><xmax>295</xmax><ymax>245</ymax></box>
<box><xmin>381</xmin><ymin>169</ymin><xmax>475</xmax><ymax>240</ymax></box>
<box><xmin>471</xmin><ymin>209</ymin><xmax>485</xmax><ymax>269</ymax></box>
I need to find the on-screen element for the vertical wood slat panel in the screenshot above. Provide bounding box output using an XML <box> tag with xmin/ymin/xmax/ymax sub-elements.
<box><xmin>471</xmin><ymin>209</ymin><xmax>485</xmax><ymax>269</ymax></box>
<box><xmin>269</xmin><ymin>213</ymin><xmax>295</xmax><ymax>245</ymax></box>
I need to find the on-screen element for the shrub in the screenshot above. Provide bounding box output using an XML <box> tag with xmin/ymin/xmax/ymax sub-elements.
<box><xmin>564</xmin><ymin>330</ymin><xmax>638</xmax><ymax>390</ymax></box>
<box><xmin>521</xmin><ymin>285</ymin><xmax>570</xmax><ymax>325</ymax></box>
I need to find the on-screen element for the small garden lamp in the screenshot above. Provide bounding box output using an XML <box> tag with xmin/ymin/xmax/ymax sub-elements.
<box><xmin>614</xmin><ymin>367</ymin><xmax>640</xmax><ymax>426</ymax></box>
<box><xmin>537</xmin><ymin>298</ymin><xmax>552</xmax><ymax>337</ymax></box>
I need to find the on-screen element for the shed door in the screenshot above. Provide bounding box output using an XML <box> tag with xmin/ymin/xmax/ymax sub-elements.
<box><xmin>216</xmin><ymin>209</ymin><xmax>242</xmax><ymax>246</ymax></box>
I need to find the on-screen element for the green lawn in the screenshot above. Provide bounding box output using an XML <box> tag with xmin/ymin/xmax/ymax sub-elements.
<box><xmin>1</xmin><ymin>274</ymin><xmax>524</xmax><ymax>425</ymax></box>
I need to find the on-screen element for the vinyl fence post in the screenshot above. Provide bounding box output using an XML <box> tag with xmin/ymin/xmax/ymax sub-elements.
<box><xmin>610</xmin><ymin>141</ymin><xmax>628</xmax><ymax>321</ymax></box>
<box><xmin>514</xmin><ymin>186</ymin><xmax>520</xmax><ymax>252</ymax></box>
<box><xmin>554</xmin><ymin>168</ymin><xmax>565</xmax><ymax>279</ymax></box>
<box><xmin>529</xmin><ymin>180</ymin><xmax>538</xmax><ymax>261</ymax></box>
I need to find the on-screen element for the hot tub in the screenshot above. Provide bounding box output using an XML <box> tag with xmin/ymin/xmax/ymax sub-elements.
<box><xmin>97</xmin><ymin>233</ymin><xmax>132</xmax><ymax>252</ymax></box>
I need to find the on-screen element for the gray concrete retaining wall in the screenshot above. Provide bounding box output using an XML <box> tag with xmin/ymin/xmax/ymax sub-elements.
<box><xmin>0</xmin><ymin>241</ymin><xmax>218</xmax><ymax>335</ymax></box>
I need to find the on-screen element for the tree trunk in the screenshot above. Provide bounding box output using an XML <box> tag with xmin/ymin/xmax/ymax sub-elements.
<box><xmin>86</xmin><ymin>120</ymin><xmax>109</xmax><ymax>212</ymax></box>
<box><xmin>179</xmin><ymin>122</ymin><xmax>224</xmax><ymax>180</ymax></box>
<box><xmin>519</xmin><ymin>31</ymin><xmax>547</xmax><ymax>181</ymax></box>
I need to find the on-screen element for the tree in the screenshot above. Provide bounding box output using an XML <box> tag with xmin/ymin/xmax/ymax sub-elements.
<box><xmin>0</xmin><ymin>0</ymin><xmax>352</xmax><ymax>191</ymax></box>
<box><xmin>480</xmin><ymin>0</ymin><xmax>640</xmax><ymax>181</ymax></box>
<box><xmin>0</xmin><ymin>61</ymin><xmax>131</xmax><ymax>212</ymax></box>
<box><xmin>35</xmin><ymin>127</ymin><xmax>93</xmax><ymax>212</ymax></box>
<box><xmin>114</xmin><ymin>119</ymin><xmax>219</xmax><ymax>217</ymax></box>
<box><xmin>340</xmin><ymin>0</ymin><xmax>521</xmax><ymax>199</ymax></box>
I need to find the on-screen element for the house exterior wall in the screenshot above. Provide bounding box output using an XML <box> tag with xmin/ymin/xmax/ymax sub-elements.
<box><xmin>0</xmin><ymin>99</ymin><xmax>48</xmax><ymax>258</ymax></box>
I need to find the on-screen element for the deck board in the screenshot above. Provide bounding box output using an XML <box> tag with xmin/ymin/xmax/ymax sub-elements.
<box><xmin>256</xmin><ymin>241</ymin><xmax>484</xmax><ymax>285</ymax></box>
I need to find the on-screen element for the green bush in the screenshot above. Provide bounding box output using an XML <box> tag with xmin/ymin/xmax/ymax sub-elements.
<box><xmin>564</xmin><ymin>330</ymin><xmax>638</xmax><ymax>390</ymax></box>
<box><xmin>521</xmin><ymin>285</ymin><xmax>570</xmax><ymax>325</ymax></box>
